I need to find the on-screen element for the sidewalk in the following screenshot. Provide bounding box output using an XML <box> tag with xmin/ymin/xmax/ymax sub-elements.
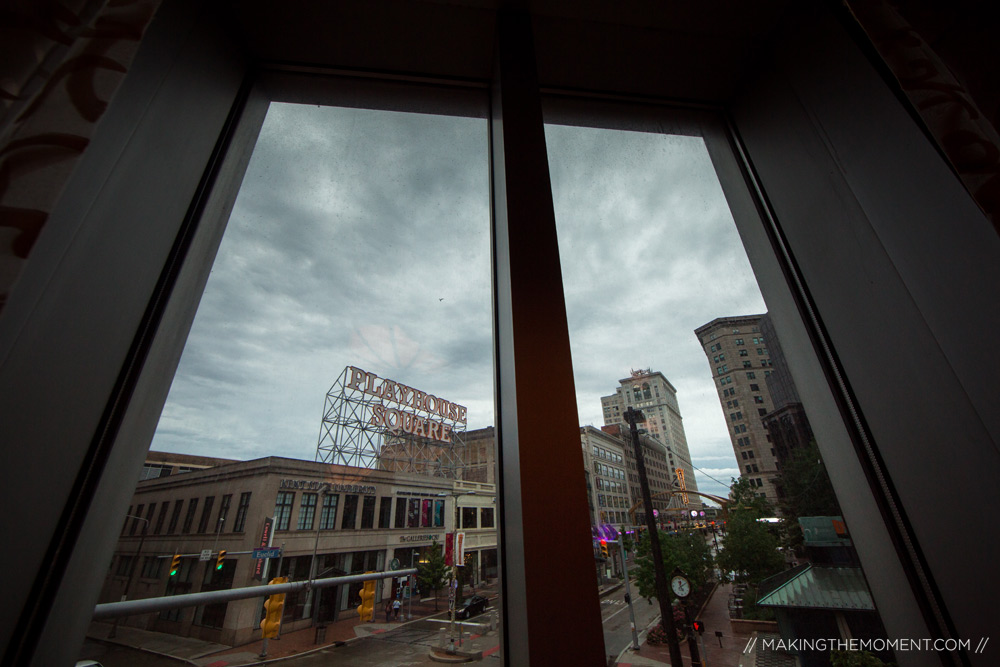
<box><xmin>88</xmin><ymin>583</ymin><xmax>501</xmax><ymax>666</ymax></box>
<box><xmin>616</xmin><ymin>582</ymin><xmax>754</xmax><ymax>667</ymax></box>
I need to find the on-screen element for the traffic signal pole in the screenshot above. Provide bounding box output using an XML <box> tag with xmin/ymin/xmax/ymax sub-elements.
<box><xmin>625</xmin><ymin>407</ymin><xmax>683</xmax><ymax>667</ymax></box>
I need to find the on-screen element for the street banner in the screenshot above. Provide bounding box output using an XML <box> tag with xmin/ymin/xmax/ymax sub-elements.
<box><xmin>445</xmin><ymin>532</ymin><xmax>454</xmax><ymax>566</ymax></box>
<box><xmin>455</xmin><ymin>532</ymin><xmax>465</xmax><ymax>566</ymax></box>
<box><xmin>253</xmin><ymin>517</ymin><xmax>274</xmax><ymax>581</ymax></box>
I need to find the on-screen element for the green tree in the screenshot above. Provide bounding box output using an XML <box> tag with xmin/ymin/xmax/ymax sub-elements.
<box><xmin>417</xmin><ymin>541</ymin><xmax>449</xmax><ymax>611</ymax></box>
<box><xmin>716</xmin><ymin>478</ymin><xmax>784</xmax><ymax>586</ymax></box>
<box><xmin>634</xmin><ymin>529</ymin><xmax>713</xmax><ymax>603</ymax></box>
<box><xmin>776</xmin><ymin>440</ymin><xmax>842</xmax><ymax>551</ymax></box>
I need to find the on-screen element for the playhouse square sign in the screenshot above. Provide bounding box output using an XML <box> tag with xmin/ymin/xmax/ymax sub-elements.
<box><xmin>346</xmin><ymin>366</ymin><xmax>467</xmax><ymax>444</ymax></box>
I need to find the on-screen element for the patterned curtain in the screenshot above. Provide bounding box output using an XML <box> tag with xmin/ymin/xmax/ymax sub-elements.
<box><xmin>0</xmin><ymin>0</ymin><xmax>161</xmax><ymax>312</ymax></box>
<box><xmin>844</xmin><ymin>0</ymin><xmax>1000</xmax><ymax>232</ymax></box>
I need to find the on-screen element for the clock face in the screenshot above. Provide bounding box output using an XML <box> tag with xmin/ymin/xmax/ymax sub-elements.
<box><xmin>671</xmin><ymin>575</ymin><xmax>691</xmax><ymax>598</ymax></box>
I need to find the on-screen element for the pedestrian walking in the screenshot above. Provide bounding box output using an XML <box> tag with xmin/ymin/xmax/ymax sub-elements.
<box><xmin>384</xmin><ymin>599</ymin><xmax>393</xmax><ymax>622</ymax></box>
<box><xmin>392</xmin><ymin>597</ymin><xmax>401</xmax><ymax>620</ymax></box>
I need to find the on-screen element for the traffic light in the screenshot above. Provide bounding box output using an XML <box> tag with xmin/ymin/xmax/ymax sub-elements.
<box><xmin>260</xmin><ymin>576</ymin><xmax>288</xmax><ymax>639</ymax></box>
<box><xmin>216</xmin><ymin>550</ymin><xmax>226</xmax><ymax>570</ymax></box>
<box><xmin>599</xmin><ymin>539</ymin><xmax>609</xmax><ymax>559</ymax></box>
<box><xmin>356</xmin><ymin>574</ymin><xmax>376</xmax><ymax>621</ymax></box>
<box><xmin>693</xmin><ymin>620</ymin><xmax>705</xmax><ymax>635</ymax></box>
<box><xmin>170</xmin><ymin>554</ymin><xmax>181</xmax><ymax>577</ymax></box>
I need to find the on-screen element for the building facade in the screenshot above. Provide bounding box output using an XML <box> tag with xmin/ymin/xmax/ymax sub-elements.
<box><xmin>102</xmin><ymin>455</ymin><xmax>497</xmax><ymax>647</ymax></box>
<box><xmin>600</xmin><ymin>369</ymin><xmax>699</xmax><ymax>510</ymax></box>
<box><xmin>580</xmin><ymin>426</ymin><xmax>632</xmax><ymax>528</ymax></box>
<box><xmin>758</xmin><ymin>314</ymin><xmax>816</xmax><ymax>473</ymax></box>
<box><xmin>694</xmin><ymin>315</ymin><xmax>781</xmax><ymax>504</ymax></box>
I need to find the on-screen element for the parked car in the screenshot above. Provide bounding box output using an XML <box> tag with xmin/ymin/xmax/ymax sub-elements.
<box><xmin>455</xmin><ymin>594</ymin><xmax>489</xmax><ymax>620</ymax></box>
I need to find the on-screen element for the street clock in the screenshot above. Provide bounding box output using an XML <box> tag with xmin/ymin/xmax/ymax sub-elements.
<box><xmin>670</xmin><ymin>573</ymin><xmax>691</xmax><ymax>599</ymax></box>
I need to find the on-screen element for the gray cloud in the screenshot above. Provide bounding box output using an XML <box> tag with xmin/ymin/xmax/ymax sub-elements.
<box><xmin>152</xmin><ymin>104</ymin><xmax>763</xmax><ymax>506</ymax></box>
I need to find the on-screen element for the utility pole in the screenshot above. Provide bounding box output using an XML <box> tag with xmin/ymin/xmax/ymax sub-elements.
<box><xmin>618</xmin><ymin>533</ymin><xmax>640</xmax><ymax>651</ymax></box>
<box><xmin>625</xmin><ymin>407</ymin><xmax>682</xmax><ymax>667</ymax></box>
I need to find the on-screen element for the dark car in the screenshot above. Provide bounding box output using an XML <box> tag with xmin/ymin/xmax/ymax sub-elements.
<box><xmin>455</xmin><ymin>595</ymin><xmax>489</xmax><ymax>620</ymax></box>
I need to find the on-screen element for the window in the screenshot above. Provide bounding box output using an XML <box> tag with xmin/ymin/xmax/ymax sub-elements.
<box><xmin>378</xmin><ymin>497</ymin><xmax>392</xmax><ymax>529</ymax></box>
<box><xmin>743</xmin><ymin>361</ymin><xmax>752</xmax><ymax>368</ymax></box>
<box><xmin>182</xmin><ymin>498</ymin><xmax>199</xmax><ymax>533</ymax></box>
<box><xmin>407</xmin><ymin>499</ymin><xmax>420</xmax><ymax>528</ymax></box>
<box><xmin>739</xmin><ymin>349</ymin><xmax>748</xmax><ymax>356</ymax></box>
<box><xmin>394</xmin><ymin>497</ymin><xmax>407</xmax><ymax>528</ymax></box>
<box><xmin>741</xmin><ymin>451</ymin><xmax>748</xmax><ymax>459</ymax></box>
<box><xmin>748</xmin><ymin>450</ymin><xmax>755</xmax><ymax>458</ymax></box>
<box><xmin>141</xmin><ymin>556</ymin><xmax>162</xmax><ymax>579</ymax></box>
<box><xmin>462</xmin><ymin>507</ymin><xmax>478</xmax><ymax>529</ymax></box>
<box><xmin>342</xmin><ymin>495</ymin><xmax>359</xmax><ymax>530</ymax></box>
<box><xmin>297</xmin><ymin>493</ymin><xmax>317</xmax><ymax>530</ymax></box>
<box><xmin>197</xmin><ymin>496</ymin><xmax>215</xmax><ymax>534</ymax></box>
<box><xmin>274</xmin><ymin>492</ymin><xmax>294</xmax><ymax>531</ymax></box>
<box><xmin>233</xmin><ymin>492</ymin><xmax>251</xmax><ymax>533</ymax></box>
<box><xmin>168</xmin><ymin>501</ymin><xmax>184</xmax><ymax>534</ymax></box>
<box><xmin>750</xmin><ymin>383</ymin><xmax>759</xmax><ymax>391</ymax></box>
<box><xmin>154</xmin><ymin>502</ymin><xmax>169</xmax><ymax>535</ymax></box>
<box><xmin>130</xmin><ymin>505</ymin><xmax>143</xmax><ymax>535</ymax></box>
<box><xmin>320</xmin><ymin>494</ymin><xmax>339</xmax><ymax>530</ymax></box>
<box><xmin>361</xmin><ymin>496</ymin><xmax>376</xmax><ymax>529</ymax></box>
<box><xmin>752</xmin><ymin>464</ymin><xmax>759</xmax><ymax>472</ymax></box>
<box><xmin>115</xmin><ymin>555</ymin><xmax>133</xmax><ymax>577</ymax></box>
<box><xmin>140</xmin><ymin>463</ymin><xmax>172</xmax><ymax>480</ymax></box>
<box><xmin>758</xmin><ymin>408</ymin><xmax>767</xmax><ymax>416</ymax></box>
<box><xmin>217</xmin><ymin>494</ymin><xmax>232</xmax><ymax>532</ymax></box>
<box><xmin>735</xmin><ymin>338</ymin><xmax>744</xmax><ymax>345</ymax></box>
<box><xmin>746</xmin><ymin>372</ymin><xmax>756</xmax><ymax>379</ymax></box>
<box><xmin>754</xmin><ymin>396</ymin><xmax>764</xmax><ymax>403</ymax></box>
<box><xmin>433</xmin><ymin>500</ymin><xmax>445</xmax><ymax>527</ymax></box>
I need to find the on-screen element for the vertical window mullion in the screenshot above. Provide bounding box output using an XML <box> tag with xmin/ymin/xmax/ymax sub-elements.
<box><xmin>491</xmin><ymin>10</ymin><xmax>605</xmax><ymax>665</ymax></box>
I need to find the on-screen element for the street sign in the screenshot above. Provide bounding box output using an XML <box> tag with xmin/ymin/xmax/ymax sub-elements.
<box><xmin>199</xmin><ymin>549</ymin><xmax>212</xmax><ymax>562</ymax></box>
<box><xmin>389</xmin><ymin>558</ymin><xmax>400</xmax><ymax>571</ymax></box>
<box><xmin>252</xmin><ymin>547</ymin><xmax>282</xmax><ymax>559</ymax></box>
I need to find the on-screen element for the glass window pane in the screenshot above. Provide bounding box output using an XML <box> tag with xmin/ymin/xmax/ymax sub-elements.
<box><xmin>545</xmin><ymin>115</ymin><xmax>891</xmax><ymax>664</ymax></box>
<box><xmin>99</xmin><ymin>94</ymin><xmax>500</xmax><ymax>654</ymax></box>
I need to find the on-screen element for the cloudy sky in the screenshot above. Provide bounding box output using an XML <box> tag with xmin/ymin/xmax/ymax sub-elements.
<box><xmin>150</xmin><ymin>101</ymin><xmax>766</xmax><ymax>501</ymax></box>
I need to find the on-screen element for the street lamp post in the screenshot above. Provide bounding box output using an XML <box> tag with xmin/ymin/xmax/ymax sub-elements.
<box><xmin>439</xmin><ymin>489</ymin><xmax>476</xmax><ymax>652</ymax></box>
<box><xmin>625</xmin><ymin>407</ymin><xmax>683</xmax><ymax>667</ymax></box>
<box><xmin>407</xmin><ymin>551</ymin><xmax>416</xmax><ymax>620</ymax></box>
<box><xmin>303</xmin><ymin>491</ymin><xmax>326</xmax><ymax>620</ymax></box>
<box><xmin>109</xmin><ymin>515</ymin><xmax>149</xmax><ymax>639</ymax></box>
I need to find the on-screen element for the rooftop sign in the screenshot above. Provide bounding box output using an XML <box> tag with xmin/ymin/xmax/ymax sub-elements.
<box><xmin>346</xmin><ymin>366</ymin><xmax>467</xmax><ymax>443</ymax></box>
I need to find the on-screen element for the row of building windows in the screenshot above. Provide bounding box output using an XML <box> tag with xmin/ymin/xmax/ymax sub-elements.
<box><xmin>596</xmin><ymin>477</ymin><xmax>625</xmax><ymax>494</ymax></box>
<box><xmin>597</xmin><ymin>493</ymin><xmax>629</xmax><ymax>509</ymax></box>
<box><xmin>121</xmin><ymin>492</ymin><xmax>252</xmax><ymax>537</ymax></box>
<box><xmin>595</xmin><ymin>461</ymin><xmax>625</xmax><ymax>481</ymax></box>
<box><xmin>592</xmin><ymin>445</ymin><xmax>623</xmax><ymax>464</ymax></box>
<box><xmin>741</xmin><ymin>450</ymin><xmax>755</xmax><ymax>460</ymax></box>
<box><xmin>271</xmin><ymin>492</ymin><xmax>496</xmax><ymax>532</ymax></box>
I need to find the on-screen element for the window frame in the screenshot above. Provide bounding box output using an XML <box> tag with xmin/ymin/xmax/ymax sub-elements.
<box><xmin>2</xmin><ymin>8</ymin><xmax>974</xmax><ymax>663</ymax></box>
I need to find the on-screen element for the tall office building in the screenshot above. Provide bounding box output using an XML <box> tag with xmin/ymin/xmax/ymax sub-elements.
<box><xmin>600</xmin><ymin>369</ymin><xmax>699</xmax><ymax>511</ymax></box>
<box><xmin>694</xmin><ymin>315</ymin><xmax>781</xmax><ymax>505</ymax></box>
